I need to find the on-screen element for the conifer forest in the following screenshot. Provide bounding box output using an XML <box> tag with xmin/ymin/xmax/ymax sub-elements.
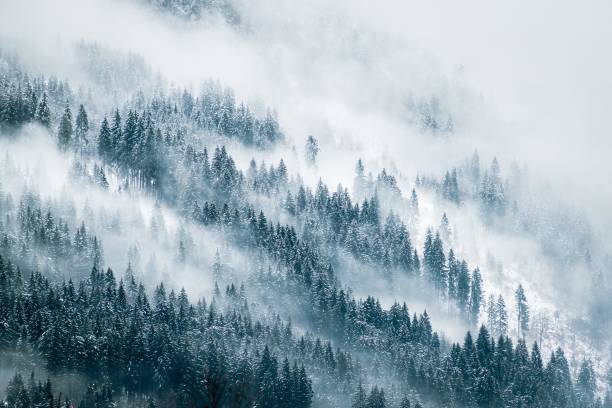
<box><xmin>0</xmin><ymin>0</ymin><xmax>611</xmax><ymax>407</ymax></box>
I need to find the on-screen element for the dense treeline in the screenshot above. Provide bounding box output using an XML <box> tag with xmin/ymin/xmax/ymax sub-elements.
<box><xmin>0</xmin><ymin>372</ymin><xmax>115</xmax><ymax>408</ymax></box>
<box><xmin>2</xmin><ymin>244</ymin><xmax>609</xmax><ymax>407</ymax></box>
<box><xmin>127</xmin><ymin>81</ymin><xmax>284</xmax><ymax>147</ymax></box>
<box><xmin>0</xmin><ymin>254</ymin><xmax>321</xmax><ymax>407</ymax></box>
<box><xmin>0</xmin><ymin>72</ymin><xmax>71</xmax><ymax>131</ymax></box>
<box><xmin>190</xmin><ymin>199</ymin><xmax>609</xmax><ymax>407</ymax></box>
<box><xmin>3</xmin><ymin>98</ymin><xmax>606</xmax><ymax>405</ymax></box>
<box><xmin>2</xmin><ymin>46</ymin><xmax>611</xmax><ymax>408</ymax></box>
<box><xmin>0</xmin><ymin>186</ymin><xmax>103</xmax><ymax>278</ymax></box>
<box><xmin>145</xmin><ymin>0</ymin><xmax>240</xmax><ymax>24</ymax></box>
<box><xmin>0</xmin><ymin>56</ymin><xmax>283</xmax><ymax>149</ymax></box>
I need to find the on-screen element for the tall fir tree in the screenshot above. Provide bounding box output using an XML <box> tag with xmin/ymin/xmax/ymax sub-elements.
<box><xmin>98</xmin><ymin>116</ymin><xmax>113</xmax><ymax>159</ymax></box>
<box><xmin>515</xmin><ymin>284</ymin><xmax>529</xmax><ymax>338</ymax></box>
<box><xmin>75</xmin><ymin>104</ymin><xmax>89</xmax><ymax>146</ymax></box>
<box><xmin>57</xmin><ymin>104</ymin><xmax>73</xmax><ymax>150</ymax></box>
<box><xmin>469</xmin><ymin>267</ymin><xmax>482</xmax><ymax>327</ymax></box>
<box><xmin>35</xmin><ymin>92</ymin><xmax>51</xmax><ymax>128</ymax></box>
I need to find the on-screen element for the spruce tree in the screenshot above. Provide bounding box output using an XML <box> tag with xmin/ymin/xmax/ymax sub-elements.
<box><xmin>469</xmin><ymin>267</ymin><xmax>482</xmax><ymax>326</ymax></box>
<box><xmin>352</xmin><ymin>380</ymin><xmax>367</xmax><ymax>408</ymax></box>
<box><xmin>35</xmin><ymin>92</ymin><xmax>51</xmax><ymax>128</ymax></box>
<box><xmin>496</xmin><ymin>295</ymin><xmax>508</xmax><ymax>338</ymax></box>
<box><xmin>98</xmin><ymin>116</ymin><xmax>112</xmax><ymax>159</ymax></box>
<box><xmin>354</xmin><ymin>159</ymin><xmax>366</xmax><ymax>200</ymax></box>
<box><xmin>515</xmin><ymin>284</ymin><xmax>529</xmax><ymax>338</ymax></box>
<box><xmin>57</xmin><ymin>104</ymin><xmax>73</xmax><ymax>150</ymax></box>
<box><xmin>75</xmin><ymin>104</ymin><xmax>89</xmax><ymax>145</ymax></box>
<box><xmin>305</xmin><ymin>135</ymin><xmax>319</xmax><ymax>164</ymax></box>
<box><xmin>456</xmin><ymin>260</ymin><xmax>470</xmax><ymax>319</ymax></box>
<box><xmin>110</xmin><ymin>109</ymin><xmax>122</xmax><ymax>163</ymax></box>
<box><xmin>576</xmin><ymin>360</ymin><xmax>596</xmax><ymax>407</ymax></box>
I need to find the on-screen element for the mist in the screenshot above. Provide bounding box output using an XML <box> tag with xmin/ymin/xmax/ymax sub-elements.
<box><xmin>1</xmin><ymin>0</ymin><xmax>611</xmax><ymax>405</ymax></box>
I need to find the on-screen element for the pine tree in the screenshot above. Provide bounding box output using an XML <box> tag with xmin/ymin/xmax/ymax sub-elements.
<box><xmin>178</xmin><ymin>240</ymin><xmax>186</xmax><ymax>263</ymax></box>
<box><xmin>75</xmin><ymin>104</ymin><xmax>89</xmax><ymax>146</ymax></box>
<box><xmin>486</xmin><ymin>294</ymin><xmax>497</xmax><ymax>337</ymax></box>
<box><xmin>515</xmin><ymin>284</ymin><xmax>529</xmax><ymax>338</ymax></box>
<box><xmin>305</xmin><ymin>135</ymin><xmax>319</xmax><ymax>164</ymax></box>
<box><xmin>367</xmin><ymin>386</ymin><xmax>386</xmax><ymax>408</ymax></box>
<box><xmin>284</xmin><ymin>190</ymin><xmax>296</xmax><ymax>215</ymax></box>
<box><xmin>354</xmin><ymin>159</ymin><xmax>366</xmax><ymax>200</ymax></box>
<box><xmin>496</xmin><ymin>295</ymin><xmax>508</xmax><ymax>338</ymax></box>
<box><xmin>430</xmin><ymin>232</ymin><xmax>447</xmax><ymax>297</ymax></box>
<box><xmin>296</xmin><ymin>364</ymin><xmax>313</xmax><ymax>407</ymax></box>
<box><xmin>352</xmin><ymin>380</ymin><xmax>367</xmax><ymax>408</ymax></box>
<box><xmin>576</xmin><ymin>360</ymin><xmax>596</xmax><ymax>407</ymax></box>
<box><xmin>5</xmin><ymin>373</ymin><xmax>30</xmax><ymax>408</ymax></box>
<box><xmin>212</xmin><ymin>250</ymin><xmax>222</xmax><ymax>281</ymax></box>
<box><xmin>98</xmin><ymin>116</ymin><xmax>113</xmax><ymax>159</ymax></box>
<box><xmin>35</xmin><ymin>92</ymin><xmax>51</xmax><ymax>128</ymax></box>
<box><xmin>447</xmin><ymin>249</ymin><xmax>458</xmax><ymax>300</ymax></box>
<box><xmin>456</xmin><ymin>260</ymin><xmax>470</xmax><ymax>318</ymax></box>
<box><xmin>57</xmin><ymin>104</ymin><xmax>73</xmax><ymax>150</ymax></box>
<box><xmin>410</xmin><ymin>188</ymin><xmax>419</xmax><ymax>215</ymax></box>
<box><xmin>470</xmin><ymin>150</ymin><xmax>480</xmax><ymax>182</ymax></box>
<box><xmin>469</xmin><ymin>267</ymin><xmax>482</xmax><ymax>326</ymax></box>
<box><xmin>110</xmin><ymin>109</ymin><xmax>122</xmax><ymax>163</ymax></box>
<box><xmin>120</xmin><ymin>110</ymin><xmax>139</xmax><ymax>168</ymax></box>
<box><xmin>440</xmin><ymin>212</ymin><xmax>451</xmax><ymax>241</ymax></box>
<box><xmin>256</xmin><ymin>345</ymin><xmax>279</xmax><ymax>407</ymax></box>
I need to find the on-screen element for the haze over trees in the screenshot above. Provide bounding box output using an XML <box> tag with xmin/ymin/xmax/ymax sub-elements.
<box><xmin>0</xmin><ymin>1</ymin><xmax>611</xmax><ymax>407</ymax></box>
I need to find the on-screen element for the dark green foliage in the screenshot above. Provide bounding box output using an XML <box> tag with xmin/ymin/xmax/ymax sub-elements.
<box><xmin>57</xmin><ymin>104</ymin><xmax>73</xmax><ymax>150</ymax></box>
<box><xmin>0</xmin><ymin>372</ymin><xmax>115</xmax><ymax>408</ymax></box>
<box><xmin>0</xmin><ymin>52</ymin><xmax>603</xmax><ymax>408</ymax></box>
<box><xmin>423</xmin><ymin>230</ymin><xmax>446</xmax><ymax>297</ymax></box>
<box><xmin>36</xmin><ymin>92</ymin><xmax>51</xmax><ymax>128</ymax></box>
<box><xmin>0</xmin><ymin>190</ymin><xmax>102</xmax><ymax>276</ymax></box>
<box><xmin>75</xmin><ymin>104</ymin><xmax>89</xmax><ymax>145</ymax></box>
<box><xmin>0</xmin><ymin>254</ymin><xmax>318</xmax><ymax>407</ymax></box>
<box><xmin>469</xmin><ymin>267</ymin><xmax>483</xmax><ymax>326</ymax></box>
<box><xmin>97</xmin><ymin>116</ymin><xmax>112</xmax><ymax>159</ymax></box>
<box><xmin>0</xmin><ymin>57</ymin><xmax>73</xmax><ymax>131</ymax></box>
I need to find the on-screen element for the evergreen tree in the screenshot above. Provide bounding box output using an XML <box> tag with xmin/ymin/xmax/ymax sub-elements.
<box><xmin>410</xmin><ymin>188</ymin><xmax>419</xmax><ymax>216</ymax></box>
<box><xmin>98</xmin><ymin>116</ymin><xmax>113</xmax><ymax>159</ymax></box>
<box><xmin>5</xmin><ymin>373</ymin><xmax>30</xmax><ymax>408</ymax></box>
<box><xmin>486</xmin><ymin>294</ymin><xmax>497</xmax><ymax>337</ymax></box>
<box><xmin>447</xmin><ymin>249</ymin><xmax>458</xmax><ymax>300</ymax></box>
<box><xmin>469</xmin><ymin>267</ymin><xmax>482</xmax><ymax>326</ymax></box>
<box><xmin>456</xmin><ymin>260</ymin><xmax>470</xmax><ymax>318</ymax></box>
<box><xmin>515</xmin><ymin>284</ymin><xmax>529</xmax><ymax>338</ymax></box>
<box><xmin>305</xmin><ymin>135</ymin><xmax>319</xmax><ymax>164</ymax></box>
<box><xmin>110</xmin><ymin>109</ymin><xmax>122</xmax><ymax>163</ymax></box>
<box><xmin>35</xmin><ymin>92</ymin><xmax>51</xmax><ymax>128</ymax></box>
<box><xmin>75</xmin><ymin>104</ymin><xmax>89</xmax><ymax>145</ymax></box>
<box><xmin>576</xmin><ymin>360</ymin><xmax>596</xmax><ymax>408</ymax></box>
<box><xmin>354</xmin><ymin>159</ymin><xmax>366</xmax><ymax>200</ymax></box>
<box><xmin>352</xmin><ymin>381</ymin><xmax>367</xmax><ymax>408</ymax></box>
<box><xmin>366</xmin><ymin>386</ymin><xmax>386</xmax><ymax>408</ymax></box>
<box><xmin>57</xmin><ymin>104</ymin><xmax>73</xmax><ymax>150</ymax></box>
<box><xmin>496</xmin><ymin>294</ymin><xmax>508</xmax><ymax>338</ymax></box>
